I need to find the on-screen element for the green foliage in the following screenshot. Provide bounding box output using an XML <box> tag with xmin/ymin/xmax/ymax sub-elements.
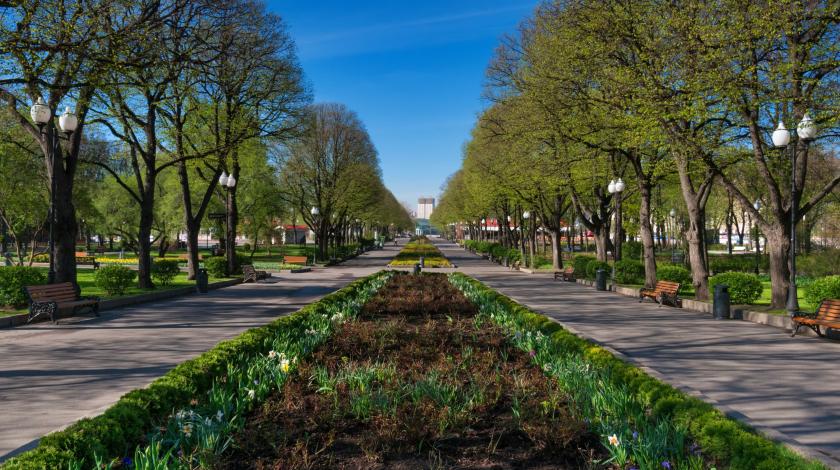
<box><xmin>2</xmin><ymin>272</ymin><xmax>389</xmax><ymax>470</ymax></box>
<box><xmin>151</xmin><ymin>259</ymin><xmax>181</xmax><ymax>286</ymax></box>
<box><xmin>94</xmin><ymin>265</ymin><xmax>137</xmax><ymax>296</ymax></box>
<box><xmin>804</xmin><ymin>276</ymin><xmax>840</xmax><ymax>308</ymax></box>
<box><xmin>585</xmin><ymin>260</ymin><xmax>610</xmax><ymax>280</ymax></box>
<box><xmin>572</xmin><ymin>255</ymin><xmax>595</xmax><ymax>276</ymax></box>
<box><xmin>203</xmin><ymin>255</ymin><xmax>248</xmax><ymax>277</ymax></box>
<box><xmin>0</xmin><ymin>266</ymin><xmax>46</xmax><ymax>307</ymax></box>
<box><xmin>797</xmin><ymin>250</ymin><xmax>840</xmax><ymax>277</ymax></box>
<box><xmin>656</xmin><ymin>264</ymin><xmax>692</xmax><ymax>287</ymax></box>
<box><xmin>709</xmin><ymin>272</ymin><xmax>763</xmax><ymax>305</ymax></box>
<box><xmin>709</xmin><ymin>255</ymin><xmax>767</xmax><ymax>274</ymax></box>
<box><xmin>447</xmin><ymin>273</ymin><xmax>823</xmax><ymax>470</ymax></box>
<box><xmin>623</xmin><ymin>241</ymin><xmax>643</xmax><ymax>260</ymax></box>
<box><xmin>614</xmin><ymin>259</ymin><xmax>644</xmax><ymax>284</ymax></box>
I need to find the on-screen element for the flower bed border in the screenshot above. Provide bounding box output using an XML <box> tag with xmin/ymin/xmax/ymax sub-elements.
<box><xmin>449</xmin><ymin>273</ymin><xmax>827</xmax><ymax>470</ymax></box>
<box><xmin>0</xmin><ymin>272</ymin><xmax>387</xmax><ymax>470</ymax></box>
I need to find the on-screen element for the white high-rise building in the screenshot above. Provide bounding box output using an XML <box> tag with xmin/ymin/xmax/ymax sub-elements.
<box><xmin>417</xmin><ymin>197</ymin><xmax>435</xmax><ymax>219</ymax></box>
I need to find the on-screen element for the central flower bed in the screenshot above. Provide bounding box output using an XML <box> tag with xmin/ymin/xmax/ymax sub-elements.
<box><xmin>388</xmin><ymin>237</ymin><xmax>452</xmax><ymax>267</ymax></box>
<box><xmin>219</xmin><ymin>273</ymin><xmax>603</xmax><ymax>467</ymax></box>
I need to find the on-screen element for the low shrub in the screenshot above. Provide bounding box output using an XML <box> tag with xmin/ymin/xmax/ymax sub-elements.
<box><xmin>709</xmin><ymin>255</ymin><xmax>767</xmax><ymax>274</ymax></box>
<box><xmin>94</xmin><ymin>265</ymin><xmax>137</xmax><ymax>296</ymax></box>
<box><xmin>151</xmin><ymin>259</ymin><xmax>181</xmax><ymax>286</ymax></box>
<box><xmin>623</xmin><ymin>240</ymin><xmax>643</xmax><ymax>260</ymax></box>
<box><xmin>0</xmin><ymin>266</ymin><xmax>46</xmax><ymax>307</ymax></box>
<box><xmin>657</xmin><ymin>264</ymin><xmax>692</xmax><ymax>287</ymax></box>
<box><xmin>203</xmin><ymin>255</ymin><xmax>248</xmax><ymax>277</ymax></box>
<box><xmin>572</xmin><ymin>255</ymin><xmax>595</xmax><ymax>276</ymax></box>
<box><xmin>709</xmin><ymin>272</ymin><xmax>763</xmax><ymax>305</ymax></box>
<box><xmin>585</xmin><ymin>259</ymin><xmax>611</xmax><ymax>279</ymax></box>
<box><xmin>804</xmin><ymin>275</ymin><xmax>840</xmax><ymax>308</ymax></box>
<box><xmin>614</xmin><ymin>259</ymin><xmax>644</xmax><ymax>284</ymax></box>
<box><xmin>797</xmin><ymin>250</ymin><xmax>840</xmax><ymax>277</ymax></box>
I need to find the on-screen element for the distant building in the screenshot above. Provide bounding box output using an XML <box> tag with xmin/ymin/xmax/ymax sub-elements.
<box><xmin>417</xmin><ymin>197</ymin><xmax>435</xmax><ymax>219</ymax></box>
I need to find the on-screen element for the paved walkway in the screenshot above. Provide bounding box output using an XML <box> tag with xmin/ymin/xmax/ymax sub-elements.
<box><xmin>435</xmin><ymin>240</ymin><xmax>840</xmax><ymax>468</ymax></box>
<box><xmin>0</xmin><ymin>246</ymin><xmax>395</xmax><ymax>460</ymax></box>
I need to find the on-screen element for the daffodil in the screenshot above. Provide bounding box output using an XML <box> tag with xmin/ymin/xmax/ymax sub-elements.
<box><xmin>608</xmin><ymin>434</ymin><xmax>619</xmax><ymax>447</ymax></box>
<box><xmin>182</xmin><ymin>423</ymin><xmax>193</xmax><ymax>437</ymax></box>
<box><xmin>216</xmin><ymin>410</ymin><xmax>224</xmax><ymax>422</ymax></box>
<box><xmin>268</xmin><ymin>350</ymin><xmax>277</xmax><ymax>359</ymax></box>
<box><xmin>280</xmin><ymin>359</ymin><xmax>290</xmax><ymax>373</ymax></box>
<box><xmin>247</xmin><ymin>389</ymin><xmax>255</xmax><ymax>400</ymax></box>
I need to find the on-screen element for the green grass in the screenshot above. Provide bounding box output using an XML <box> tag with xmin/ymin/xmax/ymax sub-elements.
<box><xmin>0</xmin><ymin>268</ymin><xmax>233</xmax><ymax>317</ymax></box>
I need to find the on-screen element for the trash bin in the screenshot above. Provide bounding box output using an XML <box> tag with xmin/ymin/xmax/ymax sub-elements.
<box><xmin>713</xmin><ymin>284</ymin><xmax>730</xmax><ymax>320</ymax></box>
<box><xmin>419</xmin><ymin>256</ymin><xmax>425</xmax><ymax>268</ymax></box>
<box><xmin>413</xmin><ymin>263</ymin><xmax>422</xmax><ymax>275</ymax></box>
<box><xmin>196</xmin><ymin>268</ymin><xmax>209</xmax><ymax>293</ymax></box>
<box><xmin>595</xmin><ymin>269</ymin><xmax>608</xmax><ymax>291</ymax></box>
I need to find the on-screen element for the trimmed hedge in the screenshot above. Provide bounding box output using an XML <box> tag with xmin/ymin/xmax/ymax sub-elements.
<box><xmin>1</xmin><ymin>272</ymin><xmax>387</xmax><ymax>470</ymax></box>
<box><xmin>203</xmin><ymin>254</ymin><xmax>249</xmax><ymax>277</ymax></box>
<box><xmin>448</xmin><ymin>273</ymin><xmax>825</xmax><ymax>470</ymax></box>
<box><xmin>0</xmin><ymin>266</ymin><xmax>46</xmax><ymax>307</ymax></box>
<box><xmin>657</xmin><ymin>264</ymin><xmax>692</xmax><ymax>288</ymax></box>
<box><xmin>614</xmin><ymin>259</ymin><xmax>644</xmax><ymax>284</ymax></box>
<box><xmin>709</xmin><ymin>272</ymin><xmax>763</xmax><ymax>305</ymax></box>
<box><xmin>94</xmin><ymin>265</ymin><xmax>136</xmax><ymax>296</ymax></box>
<box><xmin>804</xmin><ymin>275</ymin><xmax>840</xmax><ymax>308</ymax></box>
<box><xmin>572</xmin><ymin>255</ymin><xmax>595</xmax><ymax>277</ymax></box>
<box><xmin>151</xmin><ymin>259</ymin><xmax>181</xmax><ymax>286</ymax></box>
<box><xmin>585</xmin><ymin>260</ymin><xmax>611</xmax><ymax>280</ymax></box>
<box><xmin>709</xmin><ymin>255</ymin><xmax>767</xmax><ymax>274</ymax></box>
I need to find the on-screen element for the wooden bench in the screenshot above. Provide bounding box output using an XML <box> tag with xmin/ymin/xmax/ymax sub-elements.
<box><xmin>639</xmin><ymin>280</ymin><xmax>681</xmax><ymax>307</ymax></box>
<box><xmin>283</xmin><ymin>255</ymin><xmax>309</xmax><ymax>266</ymax></box>
<box><xmin>554</xmin><ymin>266</ymin><xmax>575</xmax><ymax>281</ymax></box>
<box><xmin>25</xmin><ymin>282</ymin><xmax>100</xmax><ymax>323</ymax></box>
<box><xmin>74</xmin><ymin>252</ymin><xmax>100</xmax><ymax>269</ymax></box>
<box><xmin>242</xmin><ymin>265</ymin><xmax>270</xmax><ymax>283</ymax></box>
<box><xmin>791</xmin><ymin>299</ymin><xmax>840</xmax><ymax>338</ymax></box>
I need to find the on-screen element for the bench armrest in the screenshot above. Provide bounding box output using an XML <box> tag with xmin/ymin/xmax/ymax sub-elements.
<box><xmin>790</xmin><ymin>310</ymin><xmax>816</xmax><ymax>319</ymax></box>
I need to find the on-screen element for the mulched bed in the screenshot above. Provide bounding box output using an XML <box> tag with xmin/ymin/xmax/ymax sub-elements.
<box><xmin>219</xmin><ymin>273</ymin><xmax>607</xmax><ymax>469</ymax></box>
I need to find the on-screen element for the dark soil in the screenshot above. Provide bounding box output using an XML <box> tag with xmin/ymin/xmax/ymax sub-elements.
<box><xmin>219</xmin><ymin>273</ymin><xmax>607</xmax><ymax>469</ymax></box>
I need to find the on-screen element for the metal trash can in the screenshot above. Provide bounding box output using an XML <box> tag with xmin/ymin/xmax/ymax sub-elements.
<box><xmin>713</xmin><ymin>284</ymin><xmax>730</xmax><ymax>320</ymax></box>
<box><xmin>419</xmin><ymin>256</ymin><xmax>425</xmax><ymax>268</ymax></box>
<box><xmin>595</xmin><ymin>269</ymin><xmax>608</xmax><ymax>291</ymax></box>
<box><xmin>413</xmin><ymin>263</ymin><xmax>422</xmax><ymax>275</ymax></box>
<box><xmin>196</xmin><ymin>268</ymin><xmax>209</xmax><ymax>293</ymax></box>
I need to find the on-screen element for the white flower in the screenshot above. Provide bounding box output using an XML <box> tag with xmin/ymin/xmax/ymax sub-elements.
<box><xmin>182</xmin><ymin>423</ymin><xmax>193</xmax><ymax>437</ymax></box>
<box><xmin>608</xmin><ymin>434</ymin><xmax>619</xmax><ymax>447</ymax></box>
<box><xmin>216</xmin><ymin>410</ymin><xmax>224</xmax><ymax>422</ymax></box>
<box><xmin>247</xmin><ymin>389</ymin><xmax>255</xmax><ymax>400</ymax></box>
<box><xmin>205</xmin><ymin>417</ymin><xmax>212</xmax><ymax>426</ymax></box>
<box><xmin>268</xmin><ymin>350</ymin><xmax>277</xmax><ymax>359</ymax></box>
<box><xmin>280</xmin><ymin>359</ymin><xmax>290</xmax><ymax>373</ymax></box>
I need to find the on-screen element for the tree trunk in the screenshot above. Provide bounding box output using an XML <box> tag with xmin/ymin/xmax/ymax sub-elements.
<box><xmin>226</xmin><ymin>187</ymin><xmax>239</xmax><ymax>275</ymax></box>
<box><xmin>593</xmin><ymin>228</ymin><xmax>609</xmax><ymax>261</ymax></box>
<box><xmin>550</xmin><ymin>230</ymin><xmax>562</xmax><ymax>270</ymax></box>
<box><xmin>638</xmin><ymin>183</ymin><xmax>657</xmax><ymax>288</ymax></box>
<box><xmin>765</xmin><ymin>228</ymin><xmax>790</xmax><ymax>308</ymax></box>
<box><xmin>185</xmin><ymin>221</ymin><xmax>201</xmax><ymax>280</ymax></box>
<box><xmin>53</xmin><ymin>171</ymin><xmax>78</xmax><ymax>284</ymax></box>
<box><xmin>137</xmin><ymin>197</ymin><xmax>155</xmax><ymax>289</ymax></box>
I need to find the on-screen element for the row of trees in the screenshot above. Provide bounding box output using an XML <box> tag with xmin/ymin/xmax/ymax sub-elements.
<box><xmin>0</xmin><ymin>0</ymin><xmax>410</xmax><ymax>286</ymax></box>
<box><xmin>432</xmin><ymin>0</ymin><xmax>839</xmax><ymax>305</ymax></box>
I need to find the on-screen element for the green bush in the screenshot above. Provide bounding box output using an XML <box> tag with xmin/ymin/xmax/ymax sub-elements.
<box><xmin>151</xmin><ymin>259</ymin><xmax>181</xmax><ymax>286</ymax></box>
<box><xmin>797</xmin><ymin>250</ymin><xmax>840</xmax><ymax>277</ymax></box>
<box><xmin>657</xmin><ymin>264</ymin><xmax>692</xmax><ymax>287</ymax></box>
<box><xmin>572</xmin><ymin>255</ymin><xmax>595</xmax><ymax>276</ymax></box>
<box><xmin>0</xmin><ymin>266</ymin><xmax>46</xmax><ymax>307</ymax></box>
<box><xmin>709</xmin><ymin>255</ymin><xmax>766</xmax><ymax>274</ymax></box>
<box><xmin>203</xmin><ymin>254</ymin><xmax>248</xmax><ymax>277</ymax></box>
<box><xmin>623</xmin><ymin>240</ymin><xmax>643</xmax><ymax>260</ymax></box>
<box><xmin>709</xmin><ymin>272</ymin><xmax>763</xmax><ymax>305</ymax></box>
<box><xmin>2</xmin><ymin>272</ymin><xmax>388</xmax><ymax>470</ymax></box>
<box><xmin>94</xmin><ymin>265</ymin><xmax>136</xmax><ymax>296</ymax></box>
<box><xmin>585</xmin><ymin>259</ymin><xmax>611</xmax><ymax>279</ymax></box>
<box><xmin>804</xmin><ymin>275</ymin><xmax>840</xmax><ymax>308</ymax></box>
<box><xmin>614</xmin><ymin>259</ymin><xmax>644</xmax><ymax>284</ymax></box>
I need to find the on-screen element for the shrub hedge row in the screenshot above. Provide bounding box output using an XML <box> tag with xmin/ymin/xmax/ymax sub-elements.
<box><xmin>709</xmin><ymin>272</ymin><xmax>764</xmax><ymax>305</ymax></box>
<box><xmin>449</xmin><ymin>273</ymin><xmax>824</xmax><ymax>470</ymax></box>
<box><xmin>1</xmin><ymin>273</ymin><xmax>386</xmax><ymax>470</ymax></box>
<box><xmin>463</xmin><ymin>240</ymin><xmax>522</xmax><ymax>265</ymax></box>
<box><xmin>0</xmin><ymin>266</ymin><xmax>45</xmax><ymax>307</ymax></box>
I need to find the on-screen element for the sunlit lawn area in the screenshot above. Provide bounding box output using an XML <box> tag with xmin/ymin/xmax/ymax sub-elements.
<box><xmin>0</xmin><ymin>268</ymin><xmax>232</xmax><ymax>318</ymax></box>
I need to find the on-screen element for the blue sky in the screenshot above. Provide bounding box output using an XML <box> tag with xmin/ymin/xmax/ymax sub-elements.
<box><xmin>268</xmin><ymin>0</ymin><xmax>538</xmax><ymax>207</ymax></box>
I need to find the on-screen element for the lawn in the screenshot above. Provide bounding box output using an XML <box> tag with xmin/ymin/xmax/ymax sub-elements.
<box><xmin>0</xmin><ymin>268</ymin><xmax>232</xmax><ymax>318</ymax></box>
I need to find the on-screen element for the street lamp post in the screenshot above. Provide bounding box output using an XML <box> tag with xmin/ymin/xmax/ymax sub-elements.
<box><xmin>753</xmin><ymin>199</ymin><xmax>761</xmax><ymax>275</ymax></box>
<box><xmin>217</xmin><ymin>171</ymin><xmax>237</xmax><ymax>271</ymax></box>
<box><xmin>772</xmin><ymin>113</ymin><xmax>817</xmax><ymax>314</ymax></box>
<box><xmin>608</xmin><ymin>178</ymin><xmax>626</xmax><ymax>283</ymax></box>
<box><xmin>669</xmin><ymin>208</ymin><xmax>677</xmax><ymax>251</ymax></box>
<box><xmin>310</xmin><ymin>207</ymin><xmax>320</xmax><ymax>262</ymax></box>
<box><xmin>30</xmin><ymin>99</ymin><xmax>78</xmax><ymax>284</ymax></box>
<box><xmin>523</xmin><ymin>211</ymin><xmax>533</xmax><ymax>269</ymax></box>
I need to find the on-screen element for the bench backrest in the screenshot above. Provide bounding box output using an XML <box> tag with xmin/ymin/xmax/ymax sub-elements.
<box><xmin>815</xmin><ymin>299</ymin><xmax>840</xmax><ymax>323</ymax></box>
<box><xmin>654</xmin><ymin>280</ymin><xmax>680</xmax><ymax>294</ymax></box>
<box><xmin>26</xmin><ymin>282</ymin><xmax>79</xmax><ymax>303</ymax></box>
<box><xmin>76</xmin><ymin>256</ymin><xmax>96</xmax><ymax>263</ymax></box>
<box><xmin>242</xmin><ymin>265</ymin><xmax>257</xmax><ymax>275</ymax></box>
<box><xmin>283</xmin><ymin>255</ymin><xmax>308</xmax><ymax>265</ymax></box>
